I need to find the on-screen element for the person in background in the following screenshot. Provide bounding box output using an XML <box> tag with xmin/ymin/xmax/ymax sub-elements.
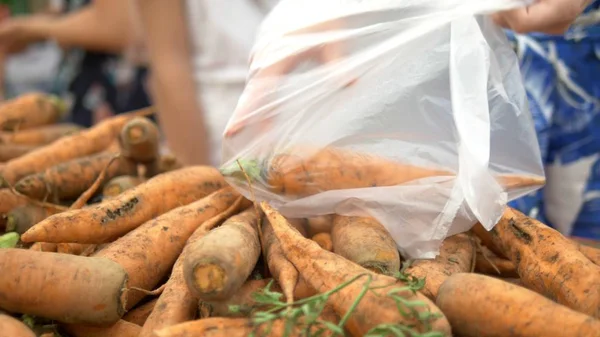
<box><xmin>493</xmin><ymin>0</ymin><xmax>600</xmax><ymax>240</ymax></box>
<box><xmin>135</xmin><ymin>0</ymin><xmax>279</xmax><ymax>166</ymax></box>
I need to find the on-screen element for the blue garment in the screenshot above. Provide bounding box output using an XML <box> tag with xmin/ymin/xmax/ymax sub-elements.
<box><xmin>508</xmin><ymin>1</ymin><xmax>600</xmax><ymax>239</ymax></box>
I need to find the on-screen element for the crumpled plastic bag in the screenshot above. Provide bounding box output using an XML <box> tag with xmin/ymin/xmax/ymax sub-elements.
<box><xmin>220</xmin><ymin>0</ymin><xmax>544</xmax><ymax>258</ymax></box>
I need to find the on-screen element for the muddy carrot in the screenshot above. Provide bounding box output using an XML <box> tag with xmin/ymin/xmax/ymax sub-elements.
<box><xmin>118</xmin><ymin>117</ymin><xmax>159</xmax><ymax>163</ymax></box>
<box><xmin>0</xmin><ymin>123</ymin><xmax>82</xmax><ymax>145</ymax></box>
<box><xmin>490</xmin><ymin>207</ymin><xmax>600</xmax><ymax>317</ymax></box>
<box><xmin>405</xmin><ymin>232</ymin><xmax>475</xmax><ymax>300</ymax></box>
<box><xmin>331</xmin><ymin>215</ymin><xmax>400</xmax><ymax>275</ymax></box>
<box><xmin>306</xmin><ymin>215</ymin><xmax>333</xmax><ymax>236</ymax></box>
<box><xmin>123</xmin><ymin>299</ymin><xmax>158</xmax><ymax>326</ymax></box>
<box><xmin>0</xmin><ymin>93</ymin><xmax>66</xmax><ymax>131</ymax></box>
<box><xmin>29</xmin><ymin>242</ymin><xmax>57</xmax><ymax>252</ymax></box>
<box><xmin>436</xmin><ymin>273</ymin><xmax>600</xmax><ymax>337</ymax></box>
<box><xmin>138</xmin><ymin>199</ymin><xmax>245</xmax><ymax>337</ymax></box>
<box><xmin>475</xmin><ymin>247</ymin><xmax>518</xmax><ymax>278</ymax></box>
<box><xmin>578</xmin><ymin>245</ymin><xmax>600</xmax><ymax>265</ymax></box>
<box><xmin>184</xmin><ymin>208</ymin><xmax>261</xmax><ymax>302</ymax></box>
<box><xmin>0</xmin><ymin>189</ymin><xmax>29</xmax><ymax>214</ymax></box>
<box><xmin>57</xmin><ymin>243</ymin><xmax>94</xmax><ymax>255</ymax></box>
<box><xmin>62</xmin><ymin>320</ymin><xmax>141</xmax><ymax>337</ymax></box>
<box><xmin>0</xmin><ymin>249</ymin><xmax>128</xmax><ymax>324</ymax></box>
<box><xmin>102</xmin><ymin>176</ymin><xmax>144</xmax><ymax>199</ymax></box>
<box><xmin>0</xmin><ymin>314</ymin><xmax>35</xmax><ymax>337</ymax></box>
<box><xmin>14</xmin><ymin>152</ymin><xmax>137</xmax><ymax>201</ymax></box>
<box><xmin>260</xmin><ymin>202</ymin><xmax>452</xmax><ymax>336</ymax></box>
<box><xmin>94</xmin><ymin>187</ymin><xmax>245</xmax><ymax>309</ymax></box>
<box><xmin>471</xmin><ymin>223</ymin><xmax>506</xmax><ymax>258</ymax></box>
<box><xmin>0</xmin><ymin>144</ymin><xmax>38</xmax><ymax>161</ymax></box>
<box><xmin>5</xmin><ymin>204</ymin><xmax>59</xmax><ymax>234</ymax></box>
<box><xmin>21</xmin><ymin>166</ymin><xmax>226</xmax><ymax>244</ymax></box>
<box><xmin>0</xmin><ymin>109</ymin><xmax>149</xmax><ymax>185</ymax></box>
<box><xmin>312</xmin><ymin>232</ymin><xmax>333</xmax><ymax>251</ymax></box>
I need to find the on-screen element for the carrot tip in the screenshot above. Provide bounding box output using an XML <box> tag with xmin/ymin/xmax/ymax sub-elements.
<box><xmin>0</xmin><ymin>232</ymin><xmax>19</xmax><ymax>248</ymax></box>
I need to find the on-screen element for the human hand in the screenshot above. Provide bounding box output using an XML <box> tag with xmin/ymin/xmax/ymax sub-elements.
<box><xmin>491</xmin><ymin>0</ymin><xmax>591</xmax><ymax>35</ymax></box>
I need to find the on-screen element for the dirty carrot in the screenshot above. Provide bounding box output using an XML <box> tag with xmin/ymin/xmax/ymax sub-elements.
<box><xmin>204</xmin><ymin>278</ymin><xmax>272</xmax><ymax>318</ymax></box>
<box><xmin>118</xmin><ymin>117</ymin><xmax>160</xmax><ymax>163</ymax></box>
<box><xmin>0</xmin><ymin>93</ymin><xmax>66</xmax><ymax>131</ymax></box>
<box><xmin>123</xmin><ymin>298</ymin><xmax>158</xmax><ymax>326</ymax></box>
<box><xmin>5</xmin><ymin>204</ymin><xmax>59</xmax><ymax>234</ymax></box>
<box><xmin>471</xmin><ymin>223</ymin><xmax>506</xmax><ymax>258</ymax></box>
<box><xmin>0</xmin><ymin>144</ymin><xmax>38</xmax><ymax>162</ymax></box>
<box><xmin>490</xmin><ymin>207</ymin><xmax>600</xmax><ymax>317</ymax></box>
<box><xmin>94</xmin><ymin>187</ymin><xmax>245</xmax><ymax>309</ymax></box>
<box><xmin>102</xmin><ymin>176</ymin><xmax>144</xmax><ymax>199</ymax></box>
<box><xmin>14</xmin><ymin>152</ymin><xmax>137</xmax><ymax>201</ymax></box>
<box><xmin>0</xmin><ymin>123</ymin><xmax>81</xmax><ymax>145</ymax></box>
<box><xmin>0</xmin><ymin>314</ymin><xmax>36</xmax><ymax>337</ymax></box>
<box><xmin>436</xmin><ymin>273</ymin><xmax>600</xmax><ymax>337</ymax></box>
<box><xmin>312</xmin><ymin>232</ymin><xmax>333</xmax><ymax>251</ymax></box>
<box><xmin>578</xmin><ymin>245</ymin><xmax>600</xmax><ymax>265</ymax></box>
<box><xmin>474</xmin><ymin>247</ymin><xmax>518</xmax><ymax>278</ymax></box>
<box><xmin>56</xmin><ymin>243</ymin><xmax>94</xmax><ymax>255</ymax></box>
<box><xmin>260</xmin><ymin>202</ymin><xmax>452</xmax><ymax>336</ymax></box>
<box><xmin>0</xmin><ymin>109</ymin><xmax>149</xmax><ymax>185</ymax></box>
<box><xmin>62</xmin><ymin>320</ymin><xmax>141</xmax><ymax>337</ymax></box>
<box><xmin>29</xmin><ymin>242</ymin><xmax>58</xmax><ymax>252</ymax></box>
<box><xmin>139</xmin><ymin>199</ymin><xmax>244</xmax><ymax>337</ymax></box>
<box><xmin>21</xmin><ymin>166</ymin><xmax>226</xmax><ymax>244</ymax></box>
<box><xmin>405</xmin><ymin>232</ymin><xmax>475</xmax><ymax>300</ymax></box>
<box><xmin>184</xmin><ymin>208</ymin><xmax>261</xmax><ymax>302</ymax></box>
<box><xmin>0</xmin><ymin>249</ymin><xmax>128</xmax><ymax>324</ymax></box>
<box><xmin>0</xmin><ymin>188</ymin><xmax>29</xmax><ymax>214</ymax></box>
<box><xmin>331</xmin><ymin>215</ymin><xmax>400</xmax><ymax>275</ymax></box>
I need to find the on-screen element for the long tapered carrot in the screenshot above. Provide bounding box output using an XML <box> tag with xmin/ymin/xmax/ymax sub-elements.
<box><xmin>331</xmin><ymin>215</ymin><xmax>400</xmax><ymax>275</ymax></box>
<box><xmin>0</xmin><ymin>143</ymin><xmax>38</xmax><ymax>161</ymax></box>
<box><xmin>0</xmin><ymin>249</ymin><xmax>128</xmax><ymax>324</ymax></box>
<box><xmin>437</xmin><ymin>273</ymin><xmax>600</xmax><ymax>337</ymax></box>
<box><xmin>490</xmin><ymin>207</ymin><xmax>600</xmax><ymax>317</ymax></box>
<box><xmin>15</xmin><ymin>152</ymin><xmax>137</xmax><ymax>201</ymax></box>
<box><xmin>139</xmin><ymin>199</ymin><xmax>245</xmax><ymax>337</ymax></box>
<box><xmin>225</xmin><ymin>146</ymin><xmax>544</xmax><ymax>197</ymax></box>
<box><xmin>62</xmin><ymin>320</ymin><xmax>141</xmax><ymax>337</ymax></box>
<box><xmin>0</xmin><ymin>314</ymin><xmax>36</xmax><ymax>337</ymax></box>
<box><xmin>21</xmin><ymin>166</ymin><xmax>226</xmax><ymax>244</ymax></box>
<box><xmin>260</xmin><ymin>202</ymin><xmax>452</xmax><ymax>336</ymax></box>
<box><xmin>0</xmin><ymin>109</ymin><xmax>150</xmax><ymax>185</ymax></box>
<box><xmin>405</xmin><ymin>232</ymin><xmax>475</xmax><ymax>300</ymax></box>
<box><xmin>94</xmin><ymin>187</ymin><xmax>245</xmax><ymax>309</ymax></box>
<box><xmin>0</xmin><ymin>93</ymin><xmax>66</xmax><ymax>131</ymax></box>
<box><xmin>184</xmin><ymin>208</ymin><xmax>261</xmax><ymax>302</ymax></box>
<box><xmin>123</xmin><ymin>299</ymin><xmax>158</xmax><ymax>326</ymax></box>
<box><xmin>0</xmin><ymin>123</ymin><xmax>81</xmax><ymax>145</ymax></box>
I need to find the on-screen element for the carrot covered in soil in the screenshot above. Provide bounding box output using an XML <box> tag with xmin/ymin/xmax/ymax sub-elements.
<box><xmin>0</xmin><ymin>123</ymin><xmax>81</xmax><ymax>145</ymax></box>
<box><xmin>0</xmin><ymin>110</ymin><xmax>149</xmax><ymax>185</ymax></box>
<box><xmin>0</xmin><ymin>93</ymin><xmax>66</xmax><ymax>131</ymax></box>
<box><xmin>5</xmin><ymin>204</ymin><xmax>59</xmax><ymax>234</ymax></box>
<box><xmin>184</xmin><ymin>208</ymin><xmax>261</xmax><ymax>302</ymax></box>
<box><xmin>312</xmin><ymin>232</ymin><xmax>333</xmax><ymax>251</ymax></box>
<box><xmin>118</xmin><ymin>117</ymin><xmax>160</xmax><ymax>163</ymax></box>
<box><xmin>471</xmin><ymin>223</ymin><xmax>506</xmax><ymax>258</ymax></box>
<box><xmin>224</xmin><ymin>146</ymin><xmax>544</xmax><ymax>197</ymax></box>
<box><xmin>436</xmin><ymin>273</ymin><xmax>600</xmax><ymax>337</ymax></box>
<box><xmin>490</xmin><ymin>207</ymin><xmax>600</xmax><ymax>317</ymax></box>
<box><xmin>94</xmin><ymin>187</ymin><xmax>244</xmax><ymax>309</ymax></box>
<box><xmin>474</xmin><ymin>247</ymin><xmax>518</xmax><ymax>278</ymax></box>
<box><xmin>0</xmin><ymin>144</ymin><xmax>38</xmax><ymax>161</ymax></box>
<box><xmin>331</xmin><ymin>215</ymin><xmax>400</xmax><ymax>275</ymax></box>
<box><xmin>260</xmin><ymin>202</ymin><xmax>452</xmax><ymax>336</ymax></box>
<box><xmin>0</xmin><ymin>314</ymin><xmax>36</xmax><ymax>337</ymax></box>
<box><xmin>139</xmin><ymin>199</ymin><xmax>245</xmax><ymax>337</ymax></box>
<box><xmin>102</xmin><ymin>176</ymin><xmax>144</xmax><ymax>199</ymax></box>
<box><xmin>14</xmin><ymin>152</ymin><xmax>137</xmax><ymax>201</ymax></box>
<box><xmin>404</xmin><ymin>232</ymin><xmax>475</xmax><ymax>300</ymax></box>
<box><xmin>0</xmin><ymin>249</ymin><xmax>128</xmax><ymax>324</ymax></box>
<box><xmin>62</xmin><ymin>320</ymin><xmax>141</xmax><ymax>337</ymax></box>
<box><xmin>123</xmin><ymin>298</ymin><xmax>158</xmax><ymax>326</ymax></box>
<box><xmin>22</xmin><ymin>166</ymin><xmax>226</xmax><ymax>244</ymax></box>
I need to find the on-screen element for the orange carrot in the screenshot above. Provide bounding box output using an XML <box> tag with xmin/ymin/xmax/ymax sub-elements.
<box><xmin>118</xmin><ymin>117</ymin><xmax>160</xmax><ymax>163</ymax></box>
<box><xmin>29</xmin><ymin>242</ymin><xmax>58</xmax><ymax>252</ymax></box>
<box><xmin>472</xmin><ymin>223</ymin><xmax>506</xmax><ymax>258</ymax></box>
<box><xmin>436</xmin><ymin>273</ymin><xmax>600</xmax><ymax>337</ymax></box>
<box><xmin>312</xmin><ymin>232</ymin><xmax>333</xmax><ymax>251</ymax></box>
<box><xmin>306</xmin><ymin>215</ymin><xmax>333</xmax><ymax>236</ymax></box>
<box><xmin>0</xmin><ymin>143</ymin><xmax>38</xmax><ymax>161</ymax></box>
<box><xmin>0</xmin><ymin>314</ymin><xmax>35</xmax><ymax>337</ymax></box>
<box><xmin>0</xmin><ymin>109</ymin><xmax>149</xmax><ymax>186</ymax></box>
<box><xmin>0</xmin><ymin>123</ymin><xmax>81</xmax><ymax>145</ymax></box>
<box><xmin>56</xmin><ymin>243</ymin><xmax>94</xmax><ymax>255</ymax></box>
<box><xmin>260</xmin><ymin>202</ymin><xmax>451</xmax><ymax>336</ymax></box>
<box><xmin>102</xmin><ymin>176</ymin><xmax>144</xmax><ymax>199</ymax></box>
<box><xmin>331</xmin><ymin>215</ymin><xmax>400</xmax><ymax>275</ymax></box>
<box><xmin>21</xmin><ymin>166</ymin><xmax>226</xmax><ymax>244</ymax></box>
<box><xmin>14</xmin><ymin>152</ymin><xmax>137</xmax><ymax>201</ymax></box>
<box><xmin>5</xmin><ymin>204</ymin><xmax>59</xmax><ymax>234</ymax></box>
<box><xmin>94</xmin><ymin>187</ymin><xmax>244</xmax><ymax>309</ymax></box>
<box><xmin>123</xmin><ymin>299</ymin><xmax>158</xmax><ymax>326</ymax></box>
<box><xmin>405</xmin><ymin>232</ymin><xmax>475</xmax><ymax>300</ymax></box>
<box><xmin>62</xmin><ymin>320</ymin><xmax>141</xmax><ymax>337</ymax></box>
<box><xmin>578</xmin><ymin>245</ymin><xmax>600</xmax><ymax>265</ymax></box>
<box><xmin>475</xmin><ymin>247</ymin><xmax>518</xmax><ymax>278</ymax></box>
<box><xmin>0</xmin><ymin>188</ymin><xmax>29</xmax><ymax>214</ymax></box>
<box><xmin>490</xmin><ymin>207</ymin><xmax>600</xmax><ymax>317</ymax></box>
<box><xmin>0</xmin><ymin>249</ymin><xmax>128</xmax><ymax>324</ymax></box>
<box><xmin>138</xmin><ymin>199</ymin><xmax>245</xmax><ymax>337</ymax></box>
<box><xmin>184</xmin><ymin>208</ymin><xmax>261</xmax><ymax>301</ymax></box>
<box><xmin>0</xmin><ymin>93</ymin><xmax>66</xmax><ymax>131</ymax></box>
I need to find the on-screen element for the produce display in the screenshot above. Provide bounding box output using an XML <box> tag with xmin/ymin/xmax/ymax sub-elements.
<box><xmin>1</xmin><ymin>93</ymin><xmax>600</xmax><ymax>337</ymax></box>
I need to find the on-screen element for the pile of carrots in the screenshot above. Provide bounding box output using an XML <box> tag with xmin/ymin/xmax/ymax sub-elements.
<box><xmin>1</xmin><ymin>92</ymin><xmax>600</xmax><ymax>337</ymax></box>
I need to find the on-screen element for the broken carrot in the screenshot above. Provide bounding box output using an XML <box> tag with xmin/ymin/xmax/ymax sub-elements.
<box><xmin>118</xmin><ymin>117</ymin><xmax>159</xmax><ymax>163</ymax></box>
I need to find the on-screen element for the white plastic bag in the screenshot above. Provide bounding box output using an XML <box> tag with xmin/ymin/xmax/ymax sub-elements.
<box><xmin>220</xmin><ymin>0</ymin><xmax>544</xmax><ymax>258</ymax></box>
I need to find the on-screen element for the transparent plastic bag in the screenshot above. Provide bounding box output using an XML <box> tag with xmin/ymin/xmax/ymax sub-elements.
<box><xmin>220</xmin><ymin>0</ymin><xmax>544</xmax><ymax>258</ymax></box>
